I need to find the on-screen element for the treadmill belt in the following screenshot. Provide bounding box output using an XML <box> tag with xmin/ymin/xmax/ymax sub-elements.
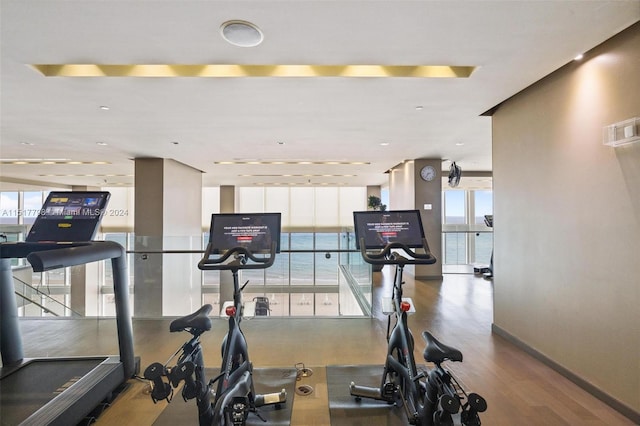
<box><xmin>1</xmin><ymin>358</ymin><xmax>104</xmax><ymax>426</ymax></box>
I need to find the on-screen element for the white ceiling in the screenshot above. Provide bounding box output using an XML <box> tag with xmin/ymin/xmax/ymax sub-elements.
<box><xmin>1</xmin><ymin>0</ymin><xmax>639</xmax><ymax>190</ymax></box>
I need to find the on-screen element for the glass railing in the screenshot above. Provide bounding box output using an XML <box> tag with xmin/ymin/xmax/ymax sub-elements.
<box><xmin>13</xmin><ymin>273</ymin><xmax>81</xmax><ymax>317</ymax></box>
<box><xmin>442</xmin><ymin>224</ymin><xmax>493</xmax><ymax>271</ymax></box>
<box><xmin>13</xmin><ymin>231</ymin><xmax>373</xmax><ymax>318</ymax></box>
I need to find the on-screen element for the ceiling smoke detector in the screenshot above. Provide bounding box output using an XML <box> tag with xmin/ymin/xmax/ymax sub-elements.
<box><xmin>220</xmin><ymin>20</ymin><xmax>263</xmax><ymax>47</ymax></box>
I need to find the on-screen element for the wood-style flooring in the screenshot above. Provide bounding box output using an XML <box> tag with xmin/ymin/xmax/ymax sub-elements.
<box><xmin>16</xmin><ymin>268</ymin><xmax>635</xmax><ymax>425</ymax></box>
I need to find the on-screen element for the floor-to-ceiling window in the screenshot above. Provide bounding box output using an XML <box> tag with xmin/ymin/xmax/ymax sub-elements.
<box><xmin>442</xmin><ymin>189</ymin><xmax>493</xmax><ymax>269</ymax></box>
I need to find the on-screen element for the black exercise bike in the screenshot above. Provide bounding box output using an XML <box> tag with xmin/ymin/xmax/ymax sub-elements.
<box><xmin>349</xmin><ymin>239</ymin><xmax>487</xmax><ymax>425</ymax></box>
<box><xmin>144</xmin><ymin>242</ymin><xmax>286</xmax><ymax>425</ymax></box>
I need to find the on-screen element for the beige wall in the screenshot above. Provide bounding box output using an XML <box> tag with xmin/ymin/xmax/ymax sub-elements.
<box><xmin>492</xmin><ymin>22</ymin><xmax>640</xmax><ymax>415</ymax></box>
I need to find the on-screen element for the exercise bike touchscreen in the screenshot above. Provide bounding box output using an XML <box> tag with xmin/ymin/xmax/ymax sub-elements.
<box><xmin>353</xmin><ymin>209</ymin><xmax>425</xmax><ymax>249</ymax></box>
<box><xmin>208</xmin><ymin>212</ymin><xmax>281</xmax><ymax>254</ymax></box>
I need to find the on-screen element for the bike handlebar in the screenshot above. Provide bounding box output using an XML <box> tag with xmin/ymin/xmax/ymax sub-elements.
<box><xmin>359</xmin><ymin>238</ymin><xmax>437</xmax><ymax>266</ymax></box>
<box><xmin>197</xmin><ymin>242</ymin><xmax>277</xmax><ymax>271</ymax></box>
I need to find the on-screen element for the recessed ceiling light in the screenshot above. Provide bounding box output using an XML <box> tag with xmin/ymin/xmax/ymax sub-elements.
<box><xmin>415</xmin><ymin>106</ymin><xmax>424</xmax><ymax>111</ymax></box>
<box><xmin>574</xmin><ymin>54</ymin><xmax>584</xmax><ymax>61</ymax></box>
<box><xmin>99</xmin><ymin>105</ymin><xmax>110</xmax><ymax>110</ymax></box>
<box><xmin>171</xmin><ymin>141</ymin><xmax>179</xmax><ymax>145</ymax></box>
<box><xmin>96</xmin><ymin>141</ymin><xmax>108</xmax><ymax>146</ymax></box>
<box><xmin>455</xmin><ymin>142</ymin><xmax>465</xmax><ymax>146</ymax></box>
<box><xmin>277</xmin><ymin>141</ymin><xmax>285</xmax><ymax>145</ymax></box>
<box><xmin>220</xmin><ymin>20</ymin><xmax>264</xmax><ymax>47</ymax></box>
<box><xmin>380</xmin><ymin>142</ymin><xmax>390</xmax><ymax>146</ymax></box>
<box><xmin>20</xmin><ymin>142</ymin><xmax>35</xmax><ymax>146</ymax></box>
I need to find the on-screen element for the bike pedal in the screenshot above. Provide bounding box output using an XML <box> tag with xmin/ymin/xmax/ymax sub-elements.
<box><xmin>439</xmin><ymin>394</ymin><xmax>460</xmax><ymax>414</ymax></box>
<box><xmin>167</xmin><ymin>361</ymin><xmax>194</xmax><ymax>387</ymax></box>
<box><xmin>467</xmin><ymin>392</ymin><xmax>487</xmax><ymax>412</ymax></box>
<box><xmin>143</xmin><ymin>362</ymin><xmax>165</xmax><ymax>380</ymax></box>
<box><xmin>150</xmin><ymin>381</ymin><xmax>172</xmax><ymax>403</ymax></box>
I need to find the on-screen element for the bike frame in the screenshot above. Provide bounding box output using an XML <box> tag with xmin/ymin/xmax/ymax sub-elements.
<box><xmin>382</xmin><ymin>262</ymin><xmax>427</xmax><ymax>423</ymax></box>
<box><xmin>145</xmin><ymin>242</ymin><xmax>286</xmax><ymax>426</ymax></box>
<box><xmin>211</xmin><ymin>265</ymin><xmax>256</xmax><ymax>424</ymax></box>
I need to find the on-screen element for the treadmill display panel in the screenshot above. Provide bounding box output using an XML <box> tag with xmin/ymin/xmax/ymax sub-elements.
<box><xmin>208</xmin><ymin>213</ymin><xmax>281</xmax><ymax>254</ymax></box>
<box><xmin>353</xmin><ymin>210</ymin><xmax>425</xmax><ymax>249</ymax></box>
<box><xmin>25</xmin><ymin>191</ymin><xmax>110</xmax><ymax>242</ymax></box>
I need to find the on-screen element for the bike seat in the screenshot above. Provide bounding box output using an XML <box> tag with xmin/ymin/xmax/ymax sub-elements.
<box><xmin>422</xmin><ymin>331</ymin><xmax>463</xmax><ymax>364</ymax></box>
<box><xmin>170</xmin><ymin>304</ymin><xmax>213</xmax><ymax>333</ymax></box>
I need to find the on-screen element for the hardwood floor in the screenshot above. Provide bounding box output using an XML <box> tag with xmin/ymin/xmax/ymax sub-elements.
<box><xmin>16</xmin><ymin>268</ymin><xmax>635</xmax><ymax>425</ymax></box>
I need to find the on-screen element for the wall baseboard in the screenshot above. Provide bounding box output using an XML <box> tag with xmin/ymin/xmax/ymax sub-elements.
<box><xmin>491</xmin><ymin>323</ymin><xmax>640</xmax><ymax>424</ymax></box>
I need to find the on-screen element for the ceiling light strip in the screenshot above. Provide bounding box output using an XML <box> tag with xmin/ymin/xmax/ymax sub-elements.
<box><xmin>239</xmin><ymin>174</ymin><xmax>356</xmax><ymax>177</ymax></box>
<box><xmin>215</xmin><ymin>161</ymin><xmax>369</xmax><ymax>165</ymax></box>
<box><xmin>255</xmin><ymin>182</ymin><xmax>348</xmax><ymax>186</ymax></box>
<box><xmin>32</xmin><ymin>64</ymin><xmax>475</xmax><ymax>78</ymax></box>
<box><xmin>1</xmin><ymin>160</ymin><xmax>111</xmax><ymax>165</ymax></box>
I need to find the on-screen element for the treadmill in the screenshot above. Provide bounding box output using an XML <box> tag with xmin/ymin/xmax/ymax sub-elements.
<box><xmin>0</xmin><ymin>191</ymin><xmax>137</xmax><ymax>426</ymax></box>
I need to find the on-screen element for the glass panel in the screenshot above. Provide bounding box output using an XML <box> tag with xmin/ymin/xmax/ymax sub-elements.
<box><xmin>290</xmin><ymin>232</ymin><xmax>313</xmax><ymax>286</ymax></box>
<box><xmin>290</xmin><ymin>188</ymin><xmax>314</xmax><ymax>226</ymax></box>
<box><xmin>101</xmin><ymin>187</ymin><xmax>134</xmax><ymax>230</ymax></box>
<box><xmin>315</xmin><ymin>187</ymin><xmax>338</xmax><ymax>226</ymax></box>
<box><xmin>265</xmin><ymin>187</ymin><xmax>290</xmax><ymax>226</ymax></box>
<box><xmin>339</xmin><ymin>187</ymin><xmax>365</xmax><ymax>226</ymax></box>
<box><xmin>444</xmin><ymin>233</ymin><xmax>467</xmax><ymax>264</ymax></box>
<box><xmin>0</xmin><ymin>192</ymin><xmax>19</xmax><ymax>224</ymax></box>
<box><xmin>238</xmin><ymin>187</ymin><xmax>265</xmax><ymax>212</ymax></box>
<box><xmin>267</xmin><ymin>249</ymin><xmax>288</xmax><ymax>287</ymax></box>
<box><xmin>315</xmin><ymin>293</ymin><xmax>339</xmax><ymax>316</ymax></box>
<box><xmin>290</xmin><ymin>293</ymin><xmax>314</xmax><ymax>316</ymax></box>
<box><xmin>202</xmin><ymin>187</ymin><xmax>220</xmax><ymax>228</ymax></box>
<box><xmin>315</xmin><ymin>233</ymin><xmax>337</xmax><ymax>250</ymax></box>
<box><xmin>290</xmin><ymin>253</ymin><xmax>313</xmax><ymax>285</ymax></box>
<box><xmin>474</xmin><ymin>190</ymin><xmax>493</xmax><ymax>225</ymax></box>
<box><xmin>444</xmin><ymin>190</ymin><xmax>466</xmax><ymax>224</ymax></box>
<box><xmin>474</xmin><ymin>232</ymin><xmax>493</xmax><ymax>264</ymax></box>
<box><xmin>290</xmin><ymin>232</ymin><xmax>313</xmax><ymax>250</ymax></box>
<box><xmin>23</xmin><ymin>191</ymin><xmax>44</xmax><ymax>225</ymax></box>
<box><xmin>265</xmin><ymin>292</ymin><xmax>288</xmax><ymax>316</ymax></box>
<box><xmin>315</xmin><ymin>252</ymin><xmax>338</xmax><ymax>285</ymax></box>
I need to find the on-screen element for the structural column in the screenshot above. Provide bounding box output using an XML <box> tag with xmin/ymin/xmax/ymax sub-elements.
<box><xmin>388</xmin><ymin>159</ymin><xmax>443</xmax><ymax>279</ymax></box>
<box><xmin>134</xmin><ymin>158</ymin><xmax>202</xmax><ymax>317</ymax></box>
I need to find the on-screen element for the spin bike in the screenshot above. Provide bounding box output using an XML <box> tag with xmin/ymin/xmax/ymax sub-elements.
<box><xmin>349</xmin><ymin>239</ymin><xmax>487</xmax><ymax>425</ymax></box>
<box><xmin>144</xmin><ymin>242</ymin><xmax>286</xmax><ymax>425</ymax></box>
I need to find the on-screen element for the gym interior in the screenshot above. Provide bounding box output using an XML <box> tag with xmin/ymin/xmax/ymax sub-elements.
<box><xmin>1</xmin><ymin>2</ymin><xmax>639</xmax><ymax>425</ymax></box>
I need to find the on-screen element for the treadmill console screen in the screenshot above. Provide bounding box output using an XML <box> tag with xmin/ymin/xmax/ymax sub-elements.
<box><xmin>353</xmin><ymin>210</ymin><xmax>425</xmax><ymax>249</ymax></box>
<box><xmin>208</xmin><ymin>213</ymin><xmax>281</xmax><ymax>254</ymax></box>
<box><xmin>26</xmin><ymin>191</ymin><xmax>110</xmax><ymax>242</ymax></box>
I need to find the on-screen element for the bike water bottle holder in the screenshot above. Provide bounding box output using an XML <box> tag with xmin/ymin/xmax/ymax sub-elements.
<box><xmin>382</xmin><ymin>297</ymin><xmax>416</xmax><ymax>315</ymax></box>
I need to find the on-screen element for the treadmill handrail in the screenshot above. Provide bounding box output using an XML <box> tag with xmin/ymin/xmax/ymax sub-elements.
<box><xmin>359</xmin><ymin>238</ymin><xmax>437</xmax><ymax>266</ymax></box>
<box><xmin>198</xmin><ymin>242</ymin><xmax>277</xmax><ymax>271</ymax></box>
<box><xmin>1</xmin><ymin>240</ymin><xmax>137</xmax><ymax>379</ymax></box>
<box><xmin>26</xmin><ymin>241</ymin><xmax>124</xmax><ymax>272</ymax></box>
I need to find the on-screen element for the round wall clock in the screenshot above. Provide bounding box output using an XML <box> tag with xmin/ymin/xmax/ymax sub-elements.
<box><xmin>420</xmin><ymin>165</ymin><xmax>436</xmax><ymax>181</ymax></box>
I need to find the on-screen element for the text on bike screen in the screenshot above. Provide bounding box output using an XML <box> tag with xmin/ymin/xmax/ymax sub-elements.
<box><xmin>209</xmin><ymin>213</ymin><xmax>281</xmax><ymax>253</ymax></box>
<box><xmin>353</xmin><ymin>210</ymin><xmax>425</xmax><ymax>249</ymax></box>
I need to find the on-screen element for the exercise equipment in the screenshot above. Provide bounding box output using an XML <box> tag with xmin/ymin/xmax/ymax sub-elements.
<box><xmin>0</xmin><ymin>191</ymin><xmax>137</xmax><ymax>425</ymax></box>
<box><xmin>349</xmin><ymin>210</ymin><xmax>486</xmax><ymax>425</ymax></box>
<box><xmin>144</xmin><ymin>212</ymin><xmax>286</xmax><ymax>425</ymax></box>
